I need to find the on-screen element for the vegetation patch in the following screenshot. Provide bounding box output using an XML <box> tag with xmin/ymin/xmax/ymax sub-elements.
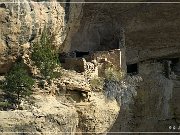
<box><xmin>1</xmin><ymin>61</ymin><xmax>35</xmax><ymax>108</ymax></box>
<box><xmin>31</xmin><ymin>28</ymin><xmax>61</xmax><ymax>79</ymax></box>
<box><xmin>90</xmin><ymin>77</ymin><xmax>104</xmax><ymax>91</ymax></box>
<box><xmin>104</xmin><ymin>66</ymin><xmax>124</xmax><ymax>82</ymax></box>
<box><xmin>0</xmin><ymin>101</ymin><xmax>11</xmax><ymax>110</ymax></box>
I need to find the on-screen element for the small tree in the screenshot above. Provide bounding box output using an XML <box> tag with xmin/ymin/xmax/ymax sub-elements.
<box><xmin>31</xmin><ymin>28</ymin><xmax>60</xmax><ymax>79</ymax></box>
<box><xmin>2</xmin><ymin>61</ymin><xmax>35</xmax><ymax>104</ymax></box>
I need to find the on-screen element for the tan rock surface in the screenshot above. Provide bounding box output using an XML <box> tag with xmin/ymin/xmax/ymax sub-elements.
<box><xmin>76</xmin><ymin>92</ymin><xmax>120</xmax><ymax>134</ymax></box>
<box><xmin>0</xmin><ymin>91</ymin><xmax>120</xmax><ymax>135</ymax></box>
<box><xmin>1</xmin><ymin>0</ymin><xmax>180</xmax><ymax>134</ymax></box>
<box><xmin>0</xmin><ymin>95</ymin><xmax>79</xmax><ymax>135</ymax></box>
<box><xmin>0</xmin><ymin>0</ymin><xmax>66</xmax><ymax>73</ymax></box>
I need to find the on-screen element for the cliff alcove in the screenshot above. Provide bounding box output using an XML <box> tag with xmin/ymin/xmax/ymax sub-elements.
<box><xmin>0</xmin><ymin>0</ymin><xmax>180</xmax><ymax>134</ymax></box>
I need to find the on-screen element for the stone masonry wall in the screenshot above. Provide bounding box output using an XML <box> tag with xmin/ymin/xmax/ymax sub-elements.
<box><xmin>92</xmin><ymin>49</ymin><xmax>126</xmax><ymax>72</ymax></box>
<box><xmin>61</xmin><ymin>58</ymin><xmax>86</xmax><ymax>73</ymax></box>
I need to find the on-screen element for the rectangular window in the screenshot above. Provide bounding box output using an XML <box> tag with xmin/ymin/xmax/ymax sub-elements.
<box><xmin>127</xmin><ymin>63</ymin><xmax>138</xmax><ymax>74</ymax></box>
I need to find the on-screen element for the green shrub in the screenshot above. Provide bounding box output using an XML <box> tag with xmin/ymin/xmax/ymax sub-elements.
<box><xmin>104</xmin><ymin>66</ymin><xmax>124</xmax><ymax>82</ymax></box>
<box><xmin>0</xmin><ymin>101</ymin><xmax>11</xmax><ymax>110</ymax></box>
<box><xmin>90</xmin><ymin>77</ymin><xmax>104</xmax><ymax>91</ymax></box>
<box><xmin>2</xmin><ymin>61</ymin><xmax>35</xmax><ymax>104</ymax></box>
<box><xmin>31</xmin><ymin>28</ymin><xmax>60</xmax><ymax>79</ymax></box>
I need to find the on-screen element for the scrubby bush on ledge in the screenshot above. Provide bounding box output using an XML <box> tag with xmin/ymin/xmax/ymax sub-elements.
<box><xmin>90</xmin><ymin>77</ymin><xmax>104</xmax><ymax>91</ymax></box>
<box><xmin>1</xmin><ymin>61</ymin><xmax>35</xmax><ymax>107</ymax></box>
<box><xmin>0</xmin><ymin>101</ymin><xmax>11</xmax><ymax>110</ymax></box>
<box><xmin>104</xmin><ymin>66</ymin><xmax>125</xmax><ymax>82</ymax></box>
<box><xmin>31</xmin><ymin>28</ymin><xmax>61</xmax><ymax>79</ymax></box>
<box><xmin>90</xmin><ymin>66</ymin><xmax>125</xmax><ymax>91</ymax></box>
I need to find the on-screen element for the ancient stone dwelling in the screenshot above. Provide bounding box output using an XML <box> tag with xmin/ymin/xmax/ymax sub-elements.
<box><xmin>59</xmin><ymin>48</ymin><xmax>126</xmax><ymax>78</ymax></box>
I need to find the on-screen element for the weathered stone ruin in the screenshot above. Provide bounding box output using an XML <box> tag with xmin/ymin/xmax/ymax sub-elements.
<box><xmin>60</xmin><ymin>48</ymin><xmax>126</xmax><ymax>79</ymax></box>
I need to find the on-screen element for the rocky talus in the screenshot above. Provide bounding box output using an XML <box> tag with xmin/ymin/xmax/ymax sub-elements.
<box><xmin>0</xmin><ymin>69</ymin><xmax>120</xmax><ymax>135</ymax></box>
<box><xmin>0</xmin><ymin>95</ymin><xmax>79</xmax><ymax>135</ymax></box>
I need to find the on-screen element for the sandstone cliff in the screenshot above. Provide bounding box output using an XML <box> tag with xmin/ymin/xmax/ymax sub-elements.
<box><xmin>0</xmin><ymin>1</ymin><xmax>120</xmax><ymax>134</ymax></box>
<box><xmin>0</xmin><ymin>0</ymin><xmax>180</xmax><ymax>134</ymax></box>
<box><xmin>65</xmin><ymin>1</ymin><xmax>180</xmax><ymax>133</ymax></box>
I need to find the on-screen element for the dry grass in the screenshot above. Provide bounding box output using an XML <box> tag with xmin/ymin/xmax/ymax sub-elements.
<box><xmin>104</xmin><ymin>66</ymin><xmax>124</xmax><ymax>82</ymax></box>
<box><xmin>90</xmin><ymin>77</ymin><xmax>104</xmax><ymax>91</ymax></box>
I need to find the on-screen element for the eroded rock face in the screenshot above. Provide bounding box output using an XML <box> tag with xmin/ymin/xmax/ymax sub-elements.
<box><xmin>0</xmin><ymin>93</ymin><xmax>120</xmax><ymax>135</ymax></box>
<box><xmin>0</xmin><ymin>0</ymin><xmax>66</xmax><ymax>73</ymax></box>
<box><xmin>1</xmin><ymin>0</ymin><xmax>180</xmax><ymax>134</ymax></box>
<box><xmin>76</xmin><ymin>92</ymin><xmax>119</xmax><ymax>134</ymax></box>
<box><xmin>67</xmin><ymin>1</ymin><xmax>180</xmax><ymax>133</ymax></box>
<box><xmin>68</xmin><ymin>1</ymin><xmax>180</xmax><ymax>62</ymax></box>
<box><xmin>124</xmin><ymin>3</ymin><xmax>180</xmax><ymax>64</ymax></box>
<box><xmin>0</xmin><ymin>95</ymin><xmax>79</xmax><ymax>134</ymax></box>
<box><xmin>133</xmin><ymin>62</ymin><xmax>176</xmax><ymax>132</ymax></box>
<box><xmin>0</xmin><ymin>68</ymin><xmax>120</xmax><ymax>134</ymax></box>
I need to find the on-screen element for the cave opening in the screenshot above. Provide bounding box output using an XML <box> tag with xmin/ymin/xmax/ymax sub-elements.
<box><xmin>0</xmin><ymin>3</ymin><xmax>6</xmax><ymax>8</ymax></box>
<box><xmin>169</xmin><ymin>58</ymin><xmax>179</xmax><ymax>72</ymax></box>
<box><xmin>58</xmin><ymin>53</ymin><xmax>67</xmax><ymax>63</ymax></box>
<box><xmin>75</xmin><ymin>51</ymin><xmax>89</xmax><ymax>58</ymax></box>
<box><xmin>127</xmin><ymin>63</ymin><xmax>138</xmax><ymax>75</ymax></box>
<box><xmin>163</xmin><ymin>57</ymin><xmax>180</xmax><ymax>78</ymax></box>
